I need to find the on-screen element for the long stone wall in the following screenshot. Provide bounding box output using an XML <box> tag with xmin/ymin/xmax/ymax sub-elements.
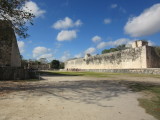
<box><xmin>79</xmin><ymin>68</ymin><xmax>160</xmax><ymax>75</ymax></box>
<box><xmin>65</xmin><ymin>46</ymin><xmax>147</xmax><ymax>69</ymax></box>
<box><xmin>65</xmin><ymin>45</ymin><xmax>160</xmax><ymax>69</ymax></box>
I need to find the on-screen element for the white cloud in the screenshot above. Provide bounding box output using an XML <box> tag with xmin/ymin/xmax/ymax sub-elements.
<box><xmin>52</xmin><ymin>17</ymin><xmax>82</xmax><ymax>29</ymax></box>
<box><xmin>38</xmin><ymin>54</ymin><xmax>54</xmax><ymax>61</ymax></box>
<box><xmin>60</xmin><ymin>51</ymin><xmax>71</xmax><ymax>61</ymax></box>
<box><xmin>97</xmin><ymin>42</ymin><xmax>108</xmax><ymax>49</ymax></box>
<box><xmin>75</xmin><ymin>20</ymin><xmax>83</xmax><ymax>26</ymax></box>
<box><xmin>57</xmin><ymin>30</ymin><xmax>77</xmax><ymax>41</ymax></box>
<box><xmin>113</xmin><ymin>38</ymin><xmax>131</xmax><ymax>46</ymax></box>
<box><xmin>124</xmin><ymin>3</ymin><xmax>160</xmax><ymax>37</ymax></box>
<box><xmin>33</xmin><ymin>47</ymin><xmax>50</xmax><ymax>58</ymax></box>
<box><xmin>92</xmin><ymin>36</ymin><xmax>102</xmax><ymax>43</ymax></box>
<box><xmin>84</xmin><ymin>47</ymin><xmax>96</xmax><ymax>54</ymax></box>
<box><xmin>22</xmin><ymin>1</ymin><xmax>46</xmax><ymax>18</ymax></box>
<box><xmin>17</xmin><ymin>41</ymin><xmax>25</xmax><ymax>54</ymax></box>
<box><xmin>97</xmin><ymin>38</ymin><xmax>132</xmax><ymax>49</ymax></box>
<box><xmin>104</xmin><ymin>18</ymin><xmax>112</xmax><ymax>24</ymax></box>
<box><xmin>111</xmin><ymin>4</ymin><xmax>118</xmax><ymax>8</ymax></box>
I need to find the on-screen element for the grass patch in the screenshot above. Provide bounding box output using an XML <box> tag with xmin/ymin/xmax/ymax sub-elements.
<box><xmin>39</xmin><ymin>70</ymin><xmax>160</xmax><ymax>78</ymax></box>
<box><xmin>39</xmin><ymin>71</ymin><xmax>123</xmax><ymax>77</ymax></box>
<box><xmin>130</xmin><ymin>83</ymin><xmax>160</xmax><ymax>120</ymax></box>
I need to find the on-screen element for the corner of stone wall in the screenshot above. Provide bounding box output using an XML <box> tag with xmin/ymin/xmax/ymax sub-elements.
<box><xmin>146</xmin><ymin>46</ymin><xmax>160</xmax><ymax>68</ymax></box>
<box><xmin>141</xmin><ymin>46</ymin><xmax>148</xmax><ymax>68</ymax></box>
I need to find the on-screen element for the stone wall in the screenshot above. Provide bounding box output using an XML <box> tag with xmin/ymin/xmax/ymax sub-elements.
<box><xmin>0</xmin><ymin>20</ymin><xmax>21</xmax><ymax>67</ymax></box>
<box><xmin>78</xmin><ymin>68</ymin><xmax>160</xmax><ymax>75</ymax></box>
<box><xmin>11</xmin><ymin>33</ymin><xmax>21</xmax><ymax>67</ymax></box>
<box><xmin>65</xmin><ymin>45</ymin><xmax>160</xmax><ymax>69</ymax></box>
<box><xmin>28</xmin><ymin>62</ymin><xmax>50</xmax><ymax>70</ymax></box>
<box><xmin>146</xmin><ymin>46</ymin><xmax>160</xmax><ymax>68</ymax></box>
<box><xmin>65</xmin><ymin>46</ymin><xmax>148</xmax><ymax>69</ymax></box>
<box><xmin>0</xmin><ymin>67</ymin><xmax>30</xmax><ymax>80</ymax></box>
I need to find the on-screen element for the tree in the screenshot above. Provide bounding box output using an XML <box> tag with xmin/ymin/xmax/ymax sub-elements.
<box><xmin>102</xmin><ymin>44</ymin><xmax>127</xmax><ymax>54</ymax></box>
<box><xmin>116</xmin><ymin>44</ymin><xmax>126</xmax><ymax>51</ymax></box>
<box><xmin>102</xmin><ymin>48</ymin><xmax>117</xmax><ymax>54</ymax></box>
<box><xmin>0</xmin><ymin>0</ymin><xmax>35</xmax><ymax>38</ymax></box>
<box><xmin>51</xmin><ymin>60</ymin><xmax>60</xmax><ymax>69</ymax></box>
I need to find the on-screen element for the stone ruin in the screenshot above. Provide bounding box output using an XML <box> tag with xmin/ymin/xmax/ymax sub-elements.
<box><xmin>65</xmin><ymin>40</ymin><xmax>160</xmax><ymax>70</ymax></box>
<box><xmin>0</xmin><ymin>20</ymin><xmax>21</xmax><ymax>67</ymax></box>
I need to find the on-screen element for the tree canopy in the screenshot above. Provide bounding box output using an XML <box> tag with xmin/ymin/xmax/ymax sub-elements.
<box><xmin>102</xmin><ymin>44</ymin><xmax>127</xmax><ymax>54</ymax></box>
<box><xmin>51</xmin><ymin>60</ymin><xmax>60</xmax><ymax>69</ymax></box>
<box><xmin>0</xmin><ymin>0</ymin><xmax>35</xmax><ymax>38</ymax></box>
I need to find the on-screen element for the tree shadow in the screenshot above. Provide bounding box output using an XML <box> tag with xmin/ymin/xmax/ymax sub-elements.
<box><xmin>38</xmin><ymin>71</ymin><xmax>79</xmax><ymax>76</ymax></box>
<box><xmin>0</xmin><ymin>79</ymin><xmax>146</xmax><ymax>107</ymax></box>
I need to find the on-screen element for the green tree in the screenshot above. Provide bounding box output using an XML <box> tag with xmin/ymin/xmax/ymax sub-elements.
<box><xmin>102</xmin><ymin>44</ymin><xmax>127</xmax><ymax>54</ymax></box>
<box><xmin>102</xmin><ymin>48</ymin><xmax>118</xmax><ymax>54</ymax></box>
<box><xmin>0</xmin><ymin>0</ymin><xmax>35</xmax><ymax>38</ymax></box>
<box><xmin>51</xmin><ymin>60</ymin><xmax>60</xmax><ymax>69</ymax></box>
<box><xmin>116</xmin><ymin>44</ymin><xmax>126</xmax><ymax>50</ymax></box>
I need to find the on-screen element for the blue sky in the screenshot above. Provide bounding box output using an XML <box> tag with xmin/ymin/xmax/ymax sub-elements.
<box><xmin>17</xmin><ymin>0</ymin><xmax>160</xmax><ymax>61</ymax></box>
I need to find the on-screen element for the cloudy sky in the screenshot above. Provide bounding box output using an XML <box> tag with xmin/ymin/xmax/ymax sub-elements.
<box><xmin>17</xmin><ymin>0</ymin><xmax>160</xmax><ymax>61</ymax></box>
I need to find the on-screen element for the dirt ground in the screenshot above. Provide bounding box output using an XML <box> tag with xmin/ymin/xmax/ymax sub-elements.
<box><xmin>0</xmin><ymin>75</ymin><xmax>159</xmax><ymax>120</ymax></box>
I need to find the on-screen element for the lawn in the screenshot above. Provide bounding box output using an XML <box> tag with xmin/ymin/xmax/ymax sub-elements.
<box><xmin>39</xmin><ymin>70</ymin><xmax>160</xmax><ymax>78</ymax></box>
<box><xmin>130</xmin><ymin>83</ymin><xmax>160</xmax><ymax>120</ymax></box>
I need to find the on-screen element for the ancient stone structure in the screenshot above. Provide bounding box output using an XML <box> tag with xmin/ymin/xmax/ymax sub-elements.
<box><xmin>65</xmin><ymin>40</ymin><xmax>160</xmax><ymax>70</ymax></box>
<box><xmin>28</xmin><ymin>61</ymin><xmax>50</xmax><ymax>70</ymax></box>
<box><xmin>0</xmin><ymin>20</ymin><xmax>21</xmax><ymax>67</ymax></box>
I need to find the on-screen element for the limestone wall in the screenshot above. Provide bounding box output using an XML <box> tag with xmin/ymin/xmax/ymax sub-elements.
<box><xmin>0</xmin><ymin>21</ymin><xmax>13</xmax><ymax>66</ymax></box>
<box><xmin>79</xmin><ymin>68</ymin><xmax>160</xmax><ymax>75</ymax></box>
<box><xmin>65</xmin><ymin>46</ymin><xmax>148</xmax><ymax>69</ymax></box>
<box><xmin>11</xmin><ymin>34</ymin><xmax>21</xmax><ymax>67</ymax></box>
<box><xmin>0</xmin><ymin>20</ymin><xmax>21</xmax><ymax>67</ymax></box>
<box><xmin>146</xmin><ymin>46</ymin><xmax>160</xmax><ymax>68</ymax></box>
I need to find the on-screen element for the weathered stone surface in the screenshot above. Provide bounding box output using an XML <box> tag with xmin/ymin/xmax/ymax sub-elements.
<box><xmin>0</xmin><ymin>67</ymin><xmax>30</xmax><ymax>80</ymax></box>
<box><xmin>65</xmin><ymin>41</ymin><xmax>160</xmax><ymax>69</ymax></box>
<box><xmin>79</xmin><ymin>68</ymin><xmax>160</xmax><ymax>75</ymax></box>
<box><xmin>0</xmin><ymin>20</ymin><xmax>21</xmax><ymax>67</ymax></box>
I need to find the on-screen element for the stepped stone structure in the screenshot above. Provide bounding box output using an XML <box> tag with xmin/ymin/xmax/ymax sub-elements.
<box><xmin>65</xmin><ymin>40</ymin><xmax>160</xmax><ymax>70</ymax></box>
<box><xmin>0</xmin><ymin>20</ymin><xmax>21</xmax><ymax>67</ymax></box>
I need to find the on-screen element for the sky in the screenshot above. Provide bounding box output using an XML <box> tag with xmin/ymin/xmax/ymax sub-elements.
<box><xmin>17</xmin><ymin>0</ymin><xmax>160</xmax><ymax>62</ymax></box>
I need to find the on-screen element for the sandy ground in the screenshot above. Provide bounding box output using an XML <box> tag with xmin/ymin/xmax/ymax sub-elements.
<box><xmin>0</xmin><ymin>75</ymin><xmax>159</xmax><ymax>120</ymax></box>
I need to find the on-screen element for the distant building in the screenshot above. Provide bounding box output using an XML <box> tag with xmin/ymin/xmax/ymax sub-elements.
<box><xmin>0</xmin><ymin>20</ymin><xmax>21</xmax><ymax>67</ymax></box>
<box><xmin>28</xmin><ymin>60</ymin><xmax>50</xmax><ymax>70</ymax></box>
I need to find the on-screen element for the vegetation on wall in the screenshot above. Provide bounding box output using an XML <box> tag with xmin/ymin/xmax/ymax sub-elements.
<box><xmin>101</xmin><ymin>44</ymin><xmax>128</xmax><ymax>54</ymax></box>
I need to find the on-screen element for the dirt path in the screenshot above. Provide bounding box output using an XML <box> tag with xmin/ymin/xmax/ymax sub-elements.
<box><xmin>0</xmin><ymin>76</ymin><xmax>159</xmax><ymax>120</ymax></box>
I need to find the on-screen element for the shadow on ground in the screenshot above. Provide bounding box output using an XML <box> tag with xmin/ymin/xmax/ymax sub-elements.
<box><xmin>0</xmin><ymin>79</ymin><xmax>140</xmax><ymax>107</ymax></box>
<box><xmin>39</xmin><ymin>71</ymin><xmax>79</xmax><ymax>76</ymax></box>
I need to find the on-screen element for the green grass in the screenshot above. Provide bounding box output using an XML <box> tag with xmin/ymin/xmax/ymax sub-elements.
<box><xmin>39</xmin><ymin>71</ymin><xmax>123</xmax><ymax>77</ymax></box>
<box><xmin>39</xmin><ymin>70</ymin><xmax>160</xmax><ymax>78</ymax></box>
<box><xmin>130</xmin><ymin>83</ymin><xmax>160</xmax><ymax>120</ymax></box>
